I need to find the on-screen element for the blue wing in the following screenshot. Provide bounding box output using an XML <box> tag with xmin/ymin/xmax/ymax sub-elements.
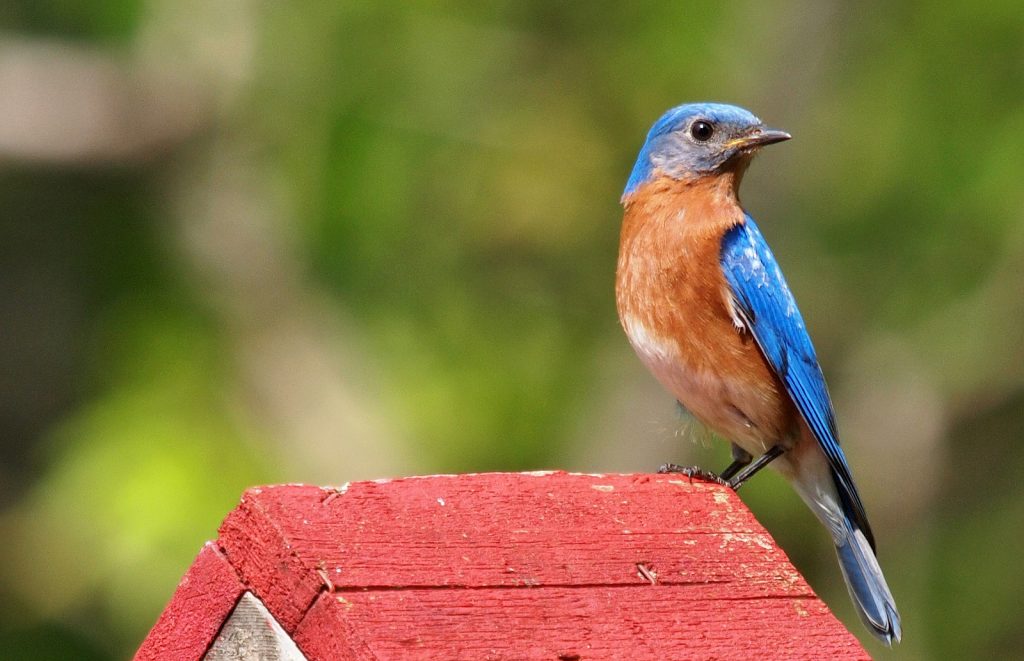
<box><xmin>720</xmin><ymin>216</ymin><xmax>874</xmax><ymax>548</ymax></box>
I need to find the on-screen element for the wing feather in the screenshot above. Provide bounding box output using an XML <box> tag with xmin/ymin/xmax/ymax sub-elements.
<box><xmin>720</xmin><ymin>216</ymin><xmax>874</xmax><ymax>549</ymax></box>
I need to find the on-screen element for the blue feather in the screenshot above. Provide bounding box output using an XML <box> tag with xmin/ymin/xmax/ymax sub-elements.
<box><xmin>720</xmin><ymin>215</ymin><xmax>874</xmax><ymax>549</ymax></box>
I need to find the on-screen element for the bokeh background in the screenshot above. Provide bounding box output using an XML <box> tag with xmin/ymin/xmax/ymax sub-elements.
<box><xmin>1</xmin><ymin>2</ymin><xmax>1022</xmax><ymax>659</ymax></box>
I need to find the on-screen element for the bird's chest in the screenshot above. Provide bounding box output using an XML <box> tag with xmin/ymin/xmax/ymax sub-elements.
<box><xmin>616</xmin><ymin>227</ymin><xmax>744</xmax><ymax>398</ymax></box>
<box><xmin>615</xmin><ymin>201</ymin><xmax>794</xmax><ymax>447</ymax></box>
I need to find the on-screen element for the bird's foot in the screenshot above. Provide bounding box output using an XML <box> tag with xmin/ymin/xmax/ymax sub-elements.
<box><xmin>657</xmin><ymin>463</ymin><xmax>731</xmax><ymax>488</ymax></box>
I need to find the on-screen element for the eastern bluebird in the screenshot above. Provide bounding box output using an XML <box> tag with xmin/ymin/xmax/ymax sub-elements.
<box><xmin>616</xmin><ymin>102</ymin><xmax>901</xmax><ymax>644</ymax></box>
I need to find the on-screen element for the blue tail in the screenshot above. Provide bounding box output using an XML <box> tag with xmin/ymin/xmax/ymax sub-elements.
<box><xmin>834</xmin><ymin>510</ymin><xmax>902</xmax><ymax>645</ymax></box>
<box><xmin>791</xmin><ymin>465</ymin><xmax>901</xmax><ymax>645</ymax></box>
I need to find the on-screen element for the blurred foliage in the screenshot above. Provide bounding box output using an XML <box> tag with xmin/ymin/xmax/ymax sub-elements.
<box><xmin>0</xmin><ymin>1</ymin><xmax>1022</xmax><ymax>659</ymax></box>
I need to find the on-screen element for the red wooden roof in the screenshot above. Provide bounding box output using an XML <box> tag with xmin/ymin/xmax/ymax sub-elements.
<box><xmin>135</xmin><ymin>472</ymin><xmax>869</xmax><ymax>660</ymax></box>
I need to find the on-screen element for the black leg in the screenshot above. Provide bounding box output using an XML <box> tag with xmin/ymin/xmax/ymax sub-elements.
<box><xmin>718</xmin><ymin>443</ymin><xmax>753</xmax><ymax>481</ymax></box>
<box><xmin>728</xmin><ymin>445</ymin><xmax>786</xmax><ymax>490</ymax></box>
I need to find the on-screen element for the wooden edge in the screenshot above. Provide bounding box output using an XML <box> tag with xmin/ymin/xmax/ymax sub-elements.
<box><xmin>217</xmin><ymin>487</ymin><xmax>326</xmax><ymax>631</ymax></box>
<box><xmin>133</xmin><ymin>542</ymin><xmax>246</xmax><ymax>661</ymax></box>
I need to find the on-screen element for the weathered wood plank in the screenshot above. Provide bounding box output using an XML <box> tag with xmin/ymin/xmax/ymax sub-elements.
<box><xmin>294</xmin><ymin>584</ymin><xmax>869</xmax><ymax>661</ymax></box>
<box><xmin>134</xmin><ymin>542</ymin><xmax>245</xmax><ymax>661</ymax></box>
<box><xmin>216</xmin><ymin>473</ymin><xmax>813</xmax><ymax>632</ymax></box>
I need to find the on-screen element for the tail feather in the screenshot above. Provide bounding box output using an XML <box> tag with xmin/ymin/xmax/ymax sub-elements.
<box><xmin>790</xmin><ymin>459</ymin><xmax>901</xmax><ymax>646</ymax></box>
<box><xmin>835</xmin><ymin>518</ymin><xmax>902</xmax><ymax>645</ymax></box>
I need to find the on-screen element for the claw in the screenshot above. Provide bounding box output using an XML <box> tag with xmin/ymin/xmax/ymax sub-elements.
<box><xmin>657</xmin><ymin>464</ymin><xmax>731</xmax><ymax>487</ymax></box>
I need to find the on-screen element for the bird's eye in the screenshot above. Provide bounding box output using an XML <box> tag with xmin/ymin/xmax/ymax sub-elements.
<box><xmin>690</xmin><ymin>120</ymin><xmax>715</xmax><ymax>142</ymax></box>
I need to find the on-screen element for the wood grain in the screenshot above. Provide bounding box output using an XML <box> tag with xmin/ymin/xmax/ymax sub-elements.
<box><xmin>133</xmin><ymin>542</ymin><xmax>245</xmax><ymax>661</ymax></box>
<box><xmin>295</xmin><ymin>583</ymin><xmax>867</xmax><ymax>660</ymax></box>
<box><xmin>139</xmin><ymin>472</ymin><xmax>870</xmax><ymax>660</ymax></box>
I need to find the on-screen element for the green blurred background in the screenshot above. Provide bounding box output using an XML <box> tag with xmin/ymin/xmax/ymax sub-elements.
<box><xmin>1</xmin><ymin>2</ymin><xmax>1022</xmax><ymax>658</ymax></box>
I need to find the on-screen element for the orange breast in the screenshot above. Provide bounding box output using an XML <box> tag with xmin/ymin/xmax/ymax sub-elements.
<box><xmin>615</xmin><ymin>175</ymin><xmax>797</xmax><ymax>451</ymax></box>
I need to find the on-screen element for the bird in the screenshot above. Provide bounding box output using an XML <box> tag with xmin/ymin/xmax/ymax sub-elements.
<box><xmin>615</xmin><ymin>102</ymin><xmax>901</xmax><ymax>644</ymax></box>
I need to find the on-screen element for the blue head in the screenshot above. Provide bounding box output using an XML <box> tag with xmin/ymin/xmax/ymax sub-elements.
<box><xmin>623</xmin><ymin>102</ymin><xmax>790</xmax><ymax>197</ymax></box>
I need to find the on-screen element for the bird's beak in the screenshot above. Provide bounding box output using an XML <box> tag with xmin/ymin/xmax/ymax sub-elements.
<box><xmin>727</xmin><ymin>128</ymin><xmax>792</xmax><ymax>150</ymax></box>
